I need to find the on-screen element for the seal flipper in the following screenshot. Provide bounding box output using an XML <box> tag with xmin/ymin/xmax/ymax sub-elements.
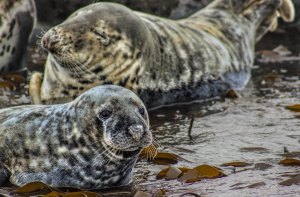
<box><xmin>241</xmin><ymin>0</ymin><xmax>295</xmax><ymax>41</ymax></box>
<box><xmin>204</xmin><ymin>0</ymin><xmax>295</xmax><ymax>42</ymax></box>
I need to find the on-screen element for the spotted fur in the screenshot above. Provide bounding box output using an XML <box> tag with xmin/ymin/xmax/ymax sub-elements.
<box><xmin>0</xmin><ymin>0</ymin><xmax>36</xmax><ymax>72</ymax></box>
<box><xmin>32</xmin><ymin>0</ymin><xmax>294</xmax><ymax>108</ymax></box>
<box><xmin>0</xmin><ymin>85</ymin><xmax>152</xmax><ymax>189</ymax></box>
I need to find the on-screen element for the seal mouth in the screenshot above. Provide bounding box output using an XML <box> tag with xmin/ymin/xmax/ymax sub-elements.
<box><xmin>115</xmin><ymin>148</ymin><xmax>142</xmax><ymax>158</ymax></box>
<box><xmin>102</xmin><ymin>140</ymin><xmax>142</xmax><ymax>159</ymax></box>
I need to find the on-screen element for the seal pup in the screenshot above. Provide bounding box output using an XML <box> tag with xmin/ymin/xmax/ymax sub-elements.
<box><xmin>30</xmin><ymin>0</ymin><xmax>295</xmax><ymax>108</ymax></box>
<box><xmin>0</xmin><ymin>0</ymin><xmax>36</xmax><ymax>72</ymax></box>
<box><xmin>0</xmin><ymin>85</ymin><xmax>152</xmax><ymax>189</ymax></box>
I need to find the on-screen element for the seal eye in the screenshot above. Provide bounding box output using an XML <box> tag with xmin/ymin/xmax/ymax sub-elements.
<box><xmin>138</xmin><ymin>107</ymin><xmax>145</xmax><ymax>116</ymax></box>
<box><xmin>93</xmin><ymin>30</ymin><xmax>110</xmax><ymax>46</ymax></box>
<box><xmin>99</xmin><ymin>110</ymin><xmax>112</xmax><ymax>119</ymax></box>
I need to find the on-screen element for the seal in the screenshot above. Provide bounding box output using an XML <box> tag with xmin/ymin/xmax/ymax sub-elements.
<box><xmin>29</xmin><ymin>0</ymin><xmax>295</xmax><ymax>108</ymax></box>
<box><xmin>0</xmin><ymin>85</ymin><xmax>152</xmax><ymax>189</ymax></box>
<box><xmin>0</xmin><ymin>0</ymin><xmax>36</xmax><ymax>72</ymax></box>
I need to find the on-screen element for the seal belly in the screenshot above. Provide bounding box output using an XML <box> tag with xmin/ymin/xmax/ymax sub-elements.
<box><xmin>139</xmin><ymin>69</ymin><xmax>250</xmax><ymax>109</ymax></box>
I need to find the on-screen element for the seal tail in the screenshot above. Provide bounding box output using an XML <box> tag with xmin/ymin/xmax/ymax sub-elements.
<box><xmin>207</xmin><ymin>0</ymin><xmax>295</xmax><ymax>42</ymax></box>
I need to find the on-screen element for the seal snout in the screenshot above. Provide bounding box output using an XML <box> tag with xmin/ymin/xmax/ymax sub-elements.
<box><xmin>127</xmin><ymin>124</ymin><xmax>145</xmax><ymax>142</ymax></box>
<box><xmin>41</xmin><ymin>29</ymin><xmax>61</xmax><ymax>53</ymax></box>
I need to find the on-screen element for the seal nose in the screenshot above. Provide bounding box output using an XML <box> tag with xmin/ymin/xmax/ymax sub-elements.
<box><xmin>127</xmin><ymin>125</ymin><xmax>144</xmax><ymax>141</ymax></box>
<box><xmin>41</xmin><ymin>29</ymin><xmax>60</xmax><ymax>53</ymax></box>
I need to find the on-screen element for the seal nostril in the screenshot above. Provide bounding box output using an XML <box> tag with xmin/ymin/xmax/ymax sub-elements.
<box><xmin>42</xmin><ymin>32</ymin><xmax>60</xmax><ymax>53</ymax></box>
<box><xmin>127</xmin><ymin>125</ymin><xmax>144</xmax><ymax>141</ymax></box>
<box><xmin>41</xmin><ymin>36</ymin><xmax>48</xmax><ymax>49</ymax></box>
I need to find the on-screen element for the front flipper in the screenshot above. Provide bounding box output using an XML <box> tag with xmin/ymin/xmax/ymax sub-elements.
<box><xmin>29</xmin><ymin>72</ymin><xmax>43</xmax><ymax>104</ymax></box>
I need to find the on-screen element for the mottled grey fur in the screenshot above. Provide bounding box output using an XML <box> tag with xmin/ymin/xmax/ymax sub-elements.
<box><xmin>0</xmin><ymin>0</ymin><xmax>36</xmax><ymax>72</ymax></box>
<box><xmin>0</xmin><ymin>85</ymin><xmax>152</xmax><ymax>189</ymax></box>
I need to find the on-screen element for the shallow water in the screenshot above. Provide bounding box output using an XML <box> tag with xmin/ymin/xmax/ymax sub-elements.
<box><xmin>0</xmin><ymin>30</ymin><xmax>300</xmax><ymax>196</ymax></box>
<box><xmin>133</xmin><ymin>31</ymin><xmax>300</xmax><ymax>196</ymax></box>
<box><xmin>135</xmin><ymin>81</ymin><xmax>300</xmax><ymax>196</ymax></box>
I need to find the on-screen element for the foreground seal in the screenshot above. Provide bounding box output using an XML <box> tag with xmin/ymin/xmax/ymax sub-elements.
<box><xmin>0</xmin><ymin>85</ymin><xmax>152</xmax><ymax>189</ymax></box>
<box><xmin>30</xmin><ymin>0</ymin><xmax>294</xmax><ymax>108</ymax></box>
<box><xmin>0</xmin><ymin>0</ymin><xmax>36</xmax><ymax>72</ymax></box>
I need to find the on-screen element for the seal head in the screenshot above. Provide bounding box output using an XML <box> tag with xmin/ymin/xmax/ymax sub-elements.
<box><xmin>40</xmin><ymin>3</ymin><xmax>153</xmax><ymax>101</ymax></box>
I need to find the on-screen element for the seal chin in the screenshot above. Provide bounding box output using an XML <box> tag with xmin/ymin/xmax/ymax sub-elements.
<box><xmin>111</xmin><ymin>145</ymin><xmax>142</xmax><ymax>159</ymax></box>
<box><xmin>102</xmin><ymin>139</ymin><xmax>142</xmax><ymax>159</ymax></box>
<box><xmin>116</xmin><ymin>147</ymin><xmax>142</xmax><ymax>158</ymax></box>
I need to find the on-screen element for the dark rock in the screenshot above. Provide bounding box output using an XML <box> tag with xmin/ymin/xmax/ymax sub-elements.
<box><xmin>34</xmin><ymin>0</ymin><xmax>300</xmax><ymax>29</ymax></box>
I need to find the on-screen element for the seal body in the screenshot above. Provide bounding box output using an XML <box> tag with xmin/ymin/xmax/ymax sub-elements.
<box><xmin>0</xmin><ymin>0</ymin><xmax>36</xmax><ymax>72</ymax></box>
<box><xmin>0</xmin><ymin>85</ymin><xmax>152</xmax><ymax>189</ymax></box>
<box><xmin>31</xmin><ymin>0</ymin><xmax>294</xmax><ymax>108</ymax></box>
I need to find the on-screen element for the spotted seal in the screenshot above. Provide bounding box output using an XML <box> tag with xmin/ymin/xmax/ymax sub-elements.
<box><xmin>0</xmin><ymin>85</ymin><xmax>152</xmax><ymax>189</ymax></box>
<box><xmin>29</xmin><ymin>0</ymin><xmax>294</xmax><ymax>108</ymax></box>
<box><xmin>0</xmin><ymin>0</ymin><xmax>36</xmax><ymax>72</ymax></box>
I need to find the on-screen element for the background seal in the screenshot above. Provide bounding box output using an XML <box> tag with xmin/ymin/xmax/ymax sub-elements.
<box><xmin>30</xmin><ymin>0</ymin><xmax>294</xmax><ymax>108</ymax></box>
<box><xmin>0</xmin><ymin>0</ymin><xmax>36</xmax><ymax>72</ymax></box>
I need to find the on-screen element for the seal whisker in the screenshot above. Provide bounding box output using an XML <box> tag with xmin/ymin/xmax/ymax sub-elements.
<box><xmin>62</xmin><ymin>55</ymin><xmax>85</xmax><ymax>78</ymax></box>
<box><xmin>41</xmin><ymin>27</ymin><xmax>49</xmax><ymax>35</ymax></box>
<box><xmin>36</xmin><ymin>40</ymin><xmax>45</xmax><ymax>55</ymax></box>
<box><xmin>68</xmin><ymin>59</ymin><xmax>85</xmax><ymax>78</ymax></box>
<box><xmin>68</xmin><ymin>55</ymin><xmax>94</xmax><ymax>77</ymax></box>
<box><xmin>62</xmin><ymin>57</ymin><xmax>78</xmax><ymax>76</ymax></box>
<box><xmin>72</xmin><ymin>59</ymin><xmax>93</xmax><ymax>77</ymax></box>
<box><xmin>145</xmin><ymin>148</ymin><xmax>149</xmax><ymax>160</ymax></box>
<box><xmin>71</xmin><ymin>55</ymin><xmax>98</xmax><ymax>77</ymax></box>
<box><xmin>149</xmin><ymin>145</ymin><xmax>157</xmax><ymax>160</ymax></box>
<box><xmin>151</xmin><ymin>136</ymin><xmax>161</xmax><ymax>148</ymax></box>
<box><xmin>63</xmin><ymin>55</ymin><xmax>80</xmax><ymax>74</ymax></box>
<box><xmin>149</xmin><ymin>148</ymin><xmax>154</xmax><ymax>160</ymax></box>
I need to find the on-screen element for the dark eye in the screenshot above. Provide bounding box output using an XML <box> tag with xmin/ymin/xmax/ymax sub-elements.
<box><xmin>138</xmin><ymin>107</ymin><xmax>145</xmax><ymax>116</ymax></box>
<box><xmin>99</xmin><ymin>110</ymin><xmax>112</xmax><ymax>119</ymax></box>
<box><xmin>93</xmin><ymin>30</ymin><xmax>110</xmax><ymax>46</ymax></box>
